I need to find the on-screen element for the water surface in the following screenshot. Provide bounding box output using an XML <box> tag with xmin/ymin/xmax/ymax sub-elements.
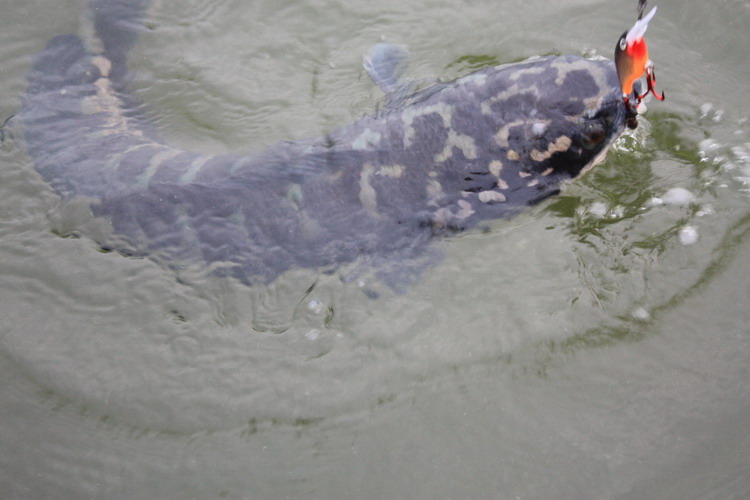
<box><xmin>1</xmin><ymin>0</ymin><xmax>750</xmax><ymax>498</ymax></box>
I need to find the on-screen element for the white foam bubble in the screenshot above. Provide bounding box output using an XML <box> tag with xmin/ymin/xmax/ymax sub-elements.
<box><xmin>679</xmin><ymin>225</ymin><xmax>698</xmax><ymax>246</ymax></box>
<box><xmin>632</xmin><ymin>307</ymin><xmax>651</xmax><ymax>321</ymax></box>
<box><xmin>610</xmin><ymin>205</ymin><xmax>625</xmax><ymax>218</ymax></box>
<box><xmin>307</xmin><ymin>299</ymin><xmax>324</xmax><ymax>314</ymax></box>
<box><xmin>589</xmin><ymin>202</ymin><xmax>607</xmax><ymax>218</ymax></box>
<box><xmin>696</xmin><ymin>205</ymin><xmax>714</xmax><ymax>217</ymax></box>
<box><xmin>531</xmin><ymin>122</ymin><xmax>547</xmax><ymax>137</ymax></box>
<box><xmin>647</xmin><ymin>196</ymin><xmax>663</xmax><ymax>207</ymax></box>
<box><xmin>699</xmin><ymin>138</ymin><xmax>719</xmax><ymax>155</ymax></box>
<box><xmin>662</xmin><ymin>187</ymin><xmax>695</xmax><ymax>206</ymax></box>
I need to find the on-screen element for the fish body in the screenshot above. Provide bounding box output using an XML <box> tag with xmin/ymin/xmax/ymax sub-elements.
<box><xmin>18</xmin><ymin>0</ymin><xmax>633</xmax><ymax>285</ymax></box>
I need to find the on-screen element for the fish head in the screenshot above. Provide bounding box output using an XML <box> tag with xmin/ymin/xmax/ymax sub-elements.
<box><xmin>489</xmin><ymin>56</ymin><xmax>633</xmax><ymax>183</ymax></box>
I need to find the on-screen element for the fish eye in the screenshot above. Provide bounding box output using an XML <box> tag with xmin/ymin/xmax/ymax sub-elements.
<box><xmin>583</xmin><ymin>122</ymin><xmax>606</xmax><ymax>149</ymax></box>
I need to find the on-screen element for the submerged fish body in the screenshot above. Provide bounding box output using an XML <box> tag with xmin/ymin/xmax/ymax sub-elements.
<box><xmin>18</xmin><ymin>0</ymin><xmax>631</xmax><ymax>286</ymax></box>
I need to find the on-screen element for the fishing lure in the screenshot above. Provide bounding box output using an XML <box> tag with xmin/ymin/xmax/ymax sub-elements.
<box><xmin>615</xmin><ymin>2</ymin><xmax>666</xmax><ymax>123</ymax></box>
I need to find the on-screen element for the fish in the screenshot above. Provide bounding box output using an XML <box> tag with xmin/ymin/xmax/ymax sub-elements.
<box><xmin>15</xmin><ymin>0</ymin><xmax>662</xmax><ymax>287</ymax></box>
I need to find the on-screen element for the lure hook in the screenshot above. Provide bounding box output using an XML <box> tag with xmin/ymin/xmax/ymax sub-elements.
<box><xmin>642</xmin><ymin>65</ymin><xmax>665</xmax><ymax>101</ymax></box>
<box><xmin>623</xmin><ymin>62</ymin><xmax>665</xmax><ymax>120</ymax></box>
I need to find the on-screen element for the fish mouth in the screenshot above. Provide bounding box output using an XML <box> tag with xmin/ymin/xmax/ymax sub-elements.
<box><xmin>574</xmin><ymin>95</ymin><xmax>631</xmax><ymax>179</ymax></box>
<box><xmin>579</xmin><ymin>140</ymin><xmax>616</xmax><ymax>178</ymax></box>
<box><xmin>623</xmin><ymin>94</ymin><xmax>641</xmax><ymax>129</ymax></box>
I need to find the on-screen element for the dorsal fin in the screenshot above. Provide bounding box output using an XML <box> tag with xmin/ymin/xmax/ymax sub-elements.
<box><xmin>363</xmin><ymin>43</ymin><xmax>410</xmax><ymax>95</ymax></box>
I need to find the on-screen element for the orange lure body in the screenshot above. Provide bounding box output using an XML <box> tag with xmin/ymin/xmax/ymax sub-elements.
<box><xmin>618</xmin><ymin>37</ymin><xmax>649</xmax><ymax>95</ymax></box>
<box><xmin>614</xmin><ymin>5</ymin><xmax>664</xmax><ymax>111</ymax></box>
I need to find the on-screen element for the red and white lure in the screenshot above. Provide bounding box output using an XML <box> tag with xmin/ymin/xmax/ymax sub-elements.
<box><xmin>614</xmin><ymin>3</ymin><xmax>665</xmax><ymax>116</ymax></box>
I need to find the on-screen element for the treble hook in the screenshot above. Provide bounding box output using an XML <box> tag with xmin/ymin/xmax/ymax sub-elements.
<box><xmin>623</xmin><ymin>63</ymin><xmax>665</xmax><ymax>122</ymax></box>
<box><xmin>641</xmin><ymin>65</ymin><xmax>665</xmax><ymax>101</ymax></box>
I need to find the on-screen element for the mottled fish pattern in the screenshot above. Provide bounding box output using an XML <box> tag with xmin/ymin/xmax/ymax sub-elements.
<box><xmin>18</xmin><ymin>0</ymin><xmax>631</xmax><ymax>286</ymax></box>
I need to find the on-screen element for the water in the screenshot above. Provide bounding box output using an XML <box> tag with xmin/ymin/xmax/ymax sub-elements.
<box><xmin>2</xmin><ymin>0</ymin><xmax>750</xmax><ymax>498</ymax></box>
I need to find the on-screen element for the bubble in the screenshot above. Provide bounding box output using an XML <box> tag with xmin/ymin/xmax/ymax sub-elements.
<box><xmin>661</xmin><ymin>187</ymin><xmax>695</xmax><ymax>206</ymax></box>
<box><xmin>632</xmin><ymin>307</ymin><xmax>651</xmax><ymax>321</ymax></box>
<box><xmin>679</xmin><ymin>226</ymin><xmax>698</xmax><ymax>246</ymax></box>
<box><xmin>698</xmin><ymin>138</ymin><xmax>719</xmax><ymax>156</ymax></box>
<box><xmin>531</xmin><ymin>122</ymin><xmax>547</xmax><ymax>137</ymax></box>
<box><xmin>588</xmin><ymin>202</ymin><xmax>607</xmax><ymax>218</ymax></box>
<box><xmin>304</xmin><ymin>329</ymin><xmax>321</xmax><ymax>341</ymax></box>
<box><xmin>696</xmin><ymin>205</ymin><xmax>714</xmax><ymax>217</ymax></box>
<box><xmin>647</xmin><ymin>196</ymin><xmax>663</xmax><ymax>207</ymax></box>
<box><xmin>307</xmin><ymin>299</ymin><xmax>324</xmax><ymax>314</ymax></box>
<box><xmin>610</xmin><ymin>205</ymin><xmax>625</xmax><ymax>218</ymax></box>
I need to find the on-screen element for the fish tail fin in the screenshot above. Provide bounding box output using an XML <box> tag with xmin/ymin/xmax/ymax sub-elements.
<box><xmin>90</xmin><ymin>0</ymin><xmax>152</xmax><ymax>85</ymax></box>
<box><xmin>20</xmin><ymin>3</ymin><xmax>156</xmax><ymax>198</ymax></box>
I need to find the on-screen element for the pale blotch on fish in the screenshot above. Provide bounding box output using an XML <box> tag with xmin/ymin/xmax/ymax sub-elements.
<box><xmin>456</xmin><ymin>200</ymin><xmax>474</xmax><ymax>217</ymax></box>
<box><xmin>460</xmin><ymin>72</ymin><xmax>488</xmax><ymax>88</ymax></box>
<box><xmin>481</xmin><ymin>87</ymin><xmax>525</xmax><ymax>115</ymax></box>
<box><xmin>553</xmin><ymin>57</ymin><xmax>615</xmax><ymax>111</ymax></box>
<box><xmin>433</xmin><ymin>199</ymin><xmax>475</xmax><ymax>226</ymax></box>
<box><xmin>359</xmin><ymin>164</ymin><xmax>379</xmax><ymax>215</ymax></box>
<box><xmin>488</xmin><ymin>160</ymin><xmax>503</xmax><ymax>177</ymax></box>
<box><xmin>138</xmin><ymin>148</ymin><xmax>183</xmax><ymax>186</ymax></box>
<box><xmin>287</xmin><ymin>184</ymin><xmax>303</xmax><ymax>207</ymax></box>
<box><xmin>478</xmin><ymin>191</ymin><xmax>507</xmax><ymax>204</ymax></box>
<box><xmin>425</xmin><ymin>178</ymin><xmax>444</xmax><ymax>206</ymax></box>
<box><xmin>90</xmin><ymin>55</ymin><xmax>112</xmax><ymax>78</ymax></box>
<box><xmin>82</xmin><ymin>55</ymin><xmax>140</xmax><ymax>137</ymax></box>
<box><xmin>352</xmin><ymin>128</ymin><xmax>382</xmax><ymax>150</ymax></box>
<box><xmin>401</xmin><ymin>102</ymin><xmax>453</xmax><ymax>148</ymax></box>
<box><xmin>434</xmin><ymin>130</ymin><xmax>478</xmax><ymax>163</ymax></box>
<box><xmin>179</xmin><ymin>156</ymin><xmax>210</xmax><ymax>185</ymax></box>
<box><xmin>530</xmin><ymin>135</ymin><xmax>572</xmax><ymax>162</ymax></box>
<box><xmin>507</xmin><ymin>64</ymin><xmax>547</xmax><ymax>81</ymax></box>
<box><xmin>494</xmin><ymin>119</ymin><xmax>526</xmax><ymax>147</ymax></box>
<box><xmin>108</xmin><ymin>143</ymin><xmax>152</xmax><ymax>175</ymax></box>
<box><xmin>377</xmin><ymin>164</ymin><xmax>405</xmax><ymax>178</ymax></box>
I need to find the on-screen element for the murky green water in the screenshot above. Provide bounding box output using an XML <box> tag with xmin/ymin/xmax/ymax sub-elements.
<box><xmin>2</xmin><ymin>0</ymin><xmax>750</xmax><ymax>498</ymax></box>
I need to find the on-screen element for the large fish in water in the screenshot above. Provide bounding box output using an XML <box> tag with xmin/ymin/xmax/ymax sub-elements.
<box><xmin>16</xmin><ymin>0</ymin><xmax>663</xmax><ymax>287</ymax></box>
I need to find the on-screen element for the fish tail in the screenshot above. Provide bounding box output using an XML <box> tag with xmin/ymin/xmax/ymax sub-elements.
<box><xmin>90</xmin><ymin>0</ymin><xmax>152</xmax><ymax>86</ymax></box>
<box><xmin>20</xmin><ymin>1</ymin><xmax>160</xmax><ymax>198</ymax></box>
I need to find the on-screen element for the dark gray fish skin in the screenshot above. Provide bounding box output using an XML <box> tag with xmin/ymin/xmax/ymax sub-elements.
<box><xmin>17</xmin><ymin>0</ymin><xmax>630</xmax><ymax>285</ymax></box>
